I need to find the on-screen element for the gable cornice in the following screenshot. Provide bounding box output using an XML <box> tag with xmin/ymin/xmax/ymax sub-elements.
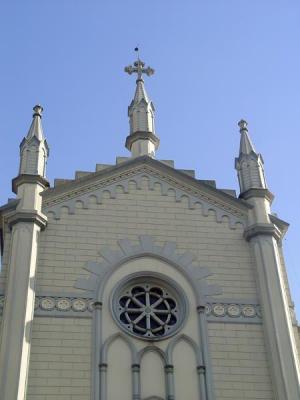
<box><xmin>42</xmin><ymin>156</ymin><xmax>250</xmax><ymax>226</ymax></box>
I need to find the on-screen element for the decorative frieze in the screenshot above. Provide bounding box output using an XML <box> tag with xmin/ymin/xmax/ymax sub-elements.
<box><xmin>35</xmin><ymin>295</ymin><xmax>94</xmax><ymax>316</ymax></box>
<box><xmin>43</xmin><ymin>165</ymin><xmax>247</xmax><ymax>229</ymax></box>
<box><xmin>206</xmin><ymin>302</ymin><xmax>261</xmax><ymax>323</ymax></box>
<box><xmin>0</xmin><ymin>294</ymin><xmax>262</xmax><ymax>323</ymax></box>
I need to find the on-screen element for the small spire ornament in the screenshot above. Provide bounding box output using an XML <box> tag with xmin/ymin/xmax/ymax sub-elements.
<box><xmin>124</xmin><ymin>50</ymin><xmax>159</xmax><ymax>158</ymax></box>
<box><xmin>124</xmin><ymin>48</ymin><xmax>154</xmax><ymax>81</ymax></box>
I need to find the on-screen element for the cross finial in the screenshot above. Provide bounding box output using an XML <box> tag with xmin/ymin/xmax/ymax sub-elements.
<box><xmin>124</xmin><ymin>48</ymin><xmax>154</xmax><ymax>81</ymax></box>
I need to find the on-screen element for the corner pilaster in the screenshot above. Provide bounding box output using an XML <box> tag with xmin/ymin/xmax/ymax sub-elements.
<box><xmin>0</xmin><ymin>105</ymin><xmax>49</xmax><ymax>400</ymax></box>
<box><xmin>243</xmin><ymin>189</ymin><xmax>300</xmax><ymax>398</ymax></box>
<box><xmin>250</xmin><ymin>233</ymin><xmax>300</xmax><ymax>399</ymax></box>
<box><xmin>0</xmin><ymin>218</ymin><xmax>46</xmax><ymax>399</ymax></box>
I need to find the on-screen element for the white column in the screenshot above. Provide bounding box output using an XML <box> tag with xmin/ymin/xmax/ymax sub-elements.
<box><xmin>92</xmin><ymin>301</ymin><xmax>102</xmax><ymax>400</ymax></box>
<box><xmin>0</xmin><ymin>220</ymin><xmax>42</xmax><ymax>400</ymax></box>
<box><xmin>132</xmin><ymin>364</ymin><xmax>141</xmax><ymax>400</ymax></box>
<box><xmin>197</xmin><ymin>305</ymin><xmax>214</xmax><ymax>400</ymax></box>
<box><xmin>130</xmin><ymin>139</ymin><xmax>156</xmax><ymax>158</ymax></box>
<box><xmin>165</xmin><ymin>364</ymin><xmax>175</xmax><ymax>400</ymax></box>
<box><xmin>99</xmin><ymin>363</ymin><xmax>108</xmax><ymax>400</ymax></box>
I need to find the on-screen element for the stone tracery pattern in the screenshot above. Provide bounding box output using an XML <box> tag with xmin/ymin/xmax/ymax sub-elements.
<box><xmin>115</xmin><ymin>281</ymin><xmax>181</xmax><ymax>339</ymax></box>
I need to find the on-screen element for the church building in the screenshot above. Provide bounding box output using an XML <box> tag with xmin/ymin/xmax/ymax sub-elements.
<box><xmin>0</xmin><ymin>56</ymin><xmax>300</xmax><ymax>400</ymax></box>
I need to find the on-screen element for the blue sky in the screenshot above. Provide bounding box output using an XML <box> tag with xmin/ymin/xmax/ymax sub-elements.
<box><xmin>1</xmin><ymin>1</ymin><xmax>300</xmax><ymax>316</ymax></box>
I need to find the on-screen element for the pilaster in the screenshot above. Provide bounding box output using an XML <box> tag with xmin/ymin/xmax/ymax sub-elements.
<box><xmin>0</xmin><ymin>217</ymin><xmax>46</xmax><ymax>399</ymax></box>
<box><xmin>250</xmin><ymin>233</ymin><xmax>300</xmax><ymax>399</ymax></box>
<box><xmin>243</xmin><ymin>189</ymin><xmax>300</xmax><ymax>398</ymax></box>
<box><xmin>0</xmin><ymin>104</ymin><xmax>49</xmax><ymax>400</ymax></box>
<box><xmin>234</xmin><ymin>119</ymin><xmax>300</xmax><ymax>397</ymax></box>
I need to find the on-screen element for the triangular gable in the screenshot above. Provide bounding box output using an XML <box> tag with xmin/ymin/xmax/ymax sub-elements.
<box><xmin>43</xmin><ymin>156</ymin><xmax>250</xmax><ymax>228</ymax></box>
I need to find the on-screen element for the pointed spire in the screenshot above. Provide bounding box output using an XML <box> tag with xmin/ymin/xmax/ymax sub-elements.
<box><xmin>124</xmin><ymin>54</ymin><xmax>159</xmax><ymax>158</ymax></box>
<box><xmin>19</xmin><ymin>105</ymin><xmax>49</xmax><ymax>177</ymax></box>
<box><xmin>238</xmin><ymin>119</ymin><xmax>256</xmax><ymax>155</ymax></box>
<box><xmin>235</xmin><ymin>120</ymin><xmax>267</xmax><ymax>194</ymax></box>
<box><xmin>26</xmin><ymin>105</ymin><xmax>45</xmax><ymax>141</ymax></box>
<box><xmin>133</xmin><ymin>78</ymin><xmax>150</xmax><ymax>104</ymax></box>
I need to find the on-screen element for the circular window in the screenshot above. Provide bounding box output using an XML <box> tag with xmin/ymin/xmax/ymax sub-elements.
<box><xmin>111</xmin><ymin>275</ymin><xmax>187</xmax><ymax>340</ymax></box>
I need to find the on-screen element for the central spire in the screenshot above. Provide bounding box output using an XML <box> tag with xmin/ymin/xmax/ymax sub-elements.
<box><xmin>124</xmin><ymin>53</ymin><xmax>159</xmax><ymax>158</ymax></box>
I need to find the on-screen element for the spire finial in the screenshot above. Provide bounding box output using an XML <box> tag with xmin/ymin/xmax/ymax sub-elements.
<box><xmin>238</xmin><ymin>119</ymin><xmax>248</xmax><ymax>132</ymax></box>
<box><xmin>124</xmin><ymin>48</ymin><xmax>154</xmax><ymax>81</ymax></box>
<box><xmin>237</xmin><ymin>119</ymin><xmax>256</xmax><ymax>154</ymax></box>
<box><xmin>134</xmin><ymin>46</ymin><xmax>140</xmax><ymax>61</ymax></box>
<box><xmin>33</xmin><ymin>104</ymin><xmax>43</xmax><ymax>118</ymax></box>
<box><xmin>124</xmin><ymin>50</ymin><xmax>159</xmax><ymax>158</ymax></box>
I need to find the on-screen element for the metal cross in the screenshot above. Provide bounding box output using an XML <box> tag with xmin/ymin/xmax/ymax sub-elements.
<box><xmin>124</xmin><ymin>59</ymin><xmax>155</xmax><ymax>80</ymax></box>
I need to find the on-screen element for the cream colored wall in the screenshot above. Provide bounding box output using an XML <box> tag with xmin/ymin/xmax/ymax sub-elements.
<box><xmin>107</xmin><ymin>338</ymin><xmax>132</xmax><ymax>400</ymax></box>
<box><xmin>26</xmin><ymin>317</ymin><xmax>91</xmax><ymax>400</ymax></box>
<box><xmin>173</xmin><ymin>340</ymin><xmax>198</xmax><ymax>400</ymax></box>
<box><xmin>10</xmin><ymin>177</ymin><xmax>274</xmax><ymax>398</ymax></box>
<box><xmin>38</xmin><ymin>179</ymin><xmax>256</xmax><ymax>300</ymax></box>
<box><xmin>208</xmin><ymin>323</ymin><xmax>273</xmax><ymax>399</ymax></box>
<box><xmin>141</xmin><ymin>351</ymin><xmax>165</xmax><ymax>399</ymax></box>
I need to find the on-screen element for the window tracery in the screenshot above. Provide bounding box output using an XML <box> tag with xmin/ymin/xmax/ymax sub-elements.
<box><xmin>111</xmin><ymin>276</ymin><xmax>187</xmax><ymax>340</ymax></box>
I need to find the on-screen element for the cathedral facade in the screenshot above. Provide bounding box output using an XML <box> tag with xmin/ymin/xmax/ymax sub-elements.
<box><xmin>0</xmin><ymin>57</ymin><xmax>299</xmax><ymax>400</ymax></box>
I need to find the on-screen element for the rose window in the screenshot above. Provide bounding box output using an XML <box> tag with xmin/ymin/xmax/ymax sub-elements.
<box><xmin>112</xmin><ymin>277</ymin><xmax>187</xmax><ymax>340</ymax></box>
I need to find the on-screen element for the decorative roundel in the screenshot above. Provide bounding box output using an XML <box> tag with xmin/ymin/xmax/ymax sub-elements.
<box><xmin>112</xmin><ymin>276</ymin><xmax>187</xmax><ymax>341</ymax></box>
<box><xmin>227</xmin><ymin>304</ymin><xmax>241</xmax><ymax>318</ymax></box>
<box><xmin>72</xmin><ymin>298</ymin><xmax>87</xmax><ymax>312</ymax></box>
<box><xmin>56</xmin><ymin>298</ymin><xmax>71</xmax><ymax>311</ymax></box>
<box><xmin>241</xmin><ymin>305</ymin><xmax>256</xmax><ymax>318</ymax></box>
<box><xmin>40</xmin><ymin>297</ymin><xmax>55</xmax><ymax>311</ymax></box>
<box><xmin>212</xmin><ymin>303</ymin><xmax>226</xmax><ymax>317</ymax></box>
